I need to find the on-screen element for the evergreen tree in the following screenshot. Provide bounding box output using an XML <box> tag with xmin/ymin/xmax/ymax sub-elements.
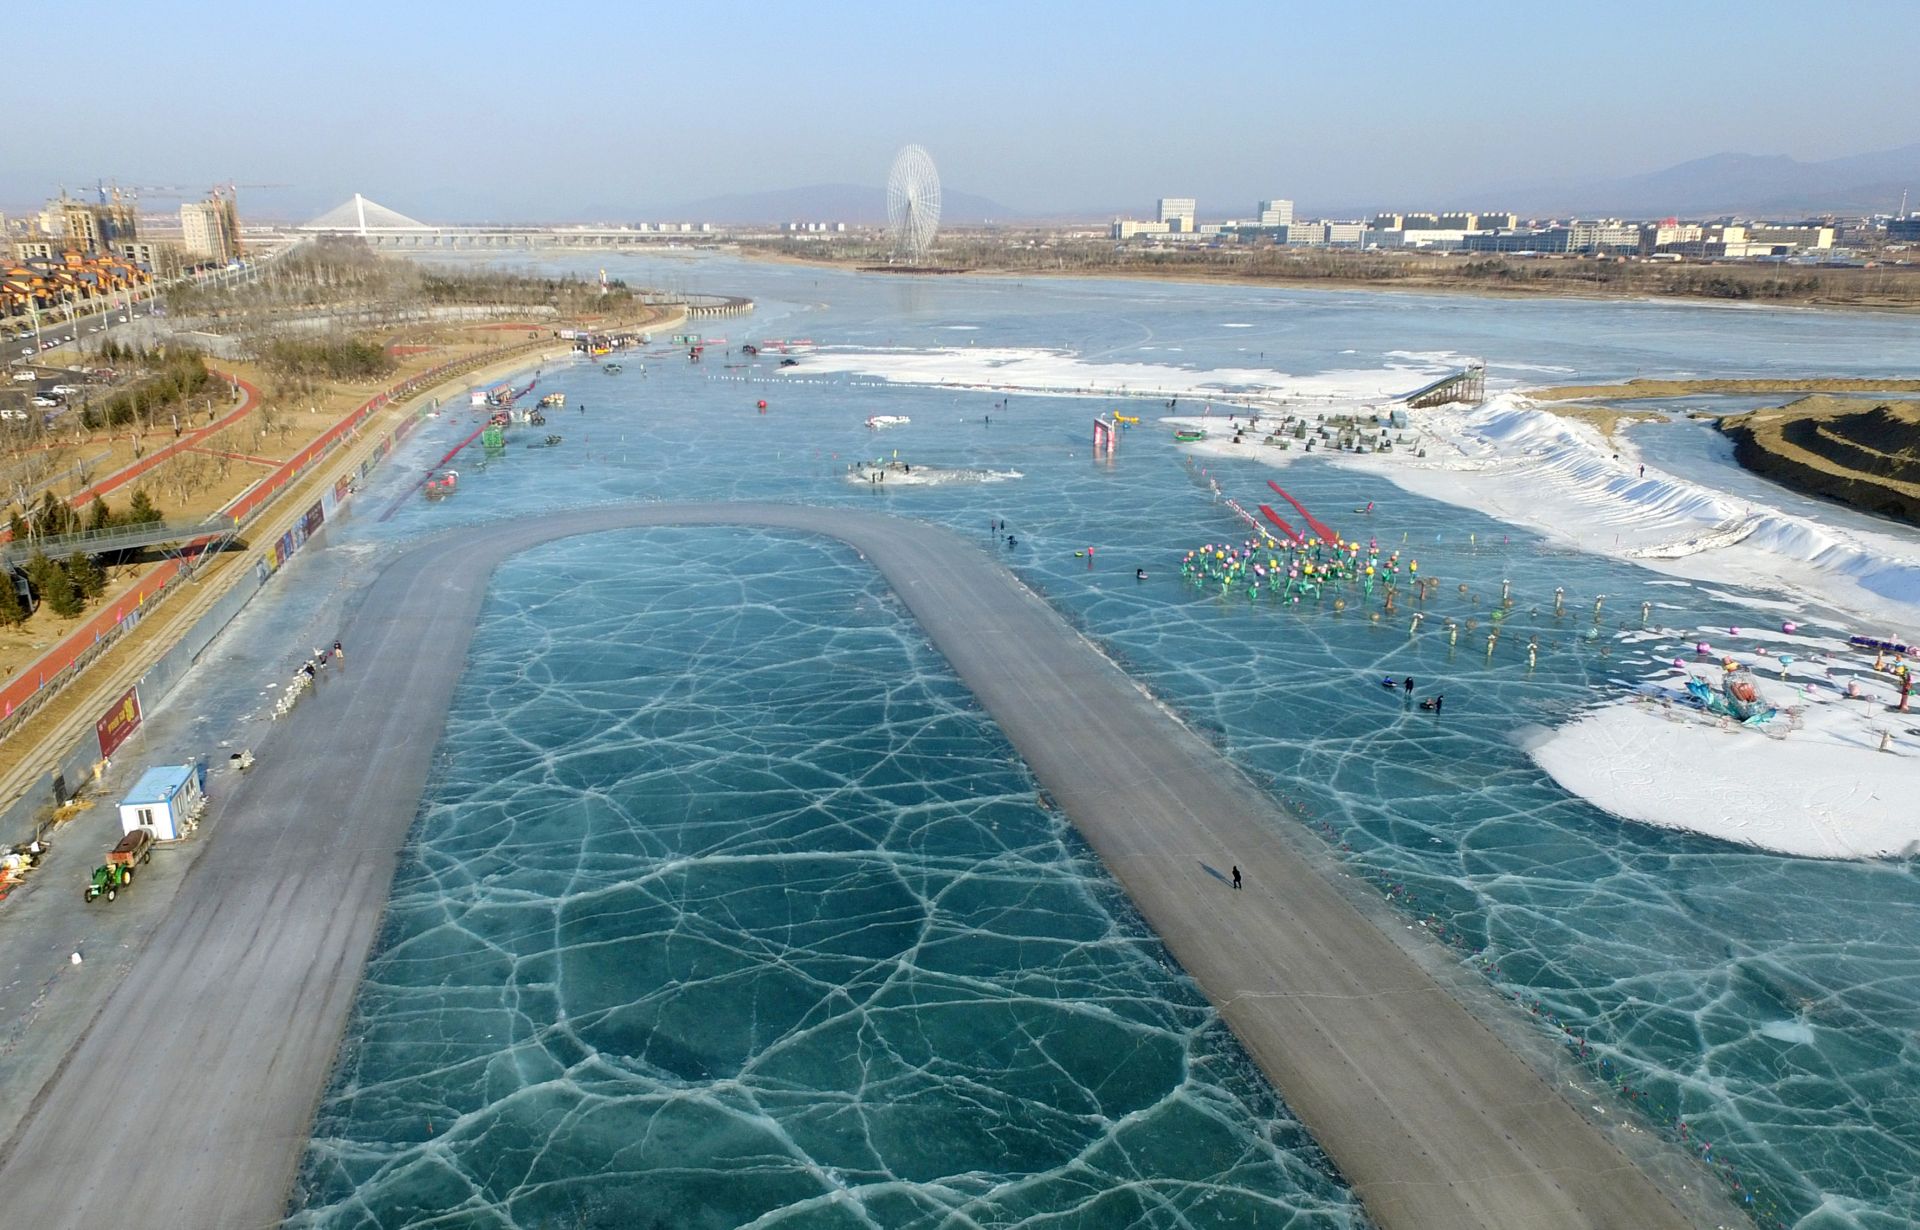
<box><xmin>85</xmin><ymin>494</ymin><xmax>114</xmax><ymax>532</ymax></box>
<box><xmin>23</xmin><ymin>550</ymin><xmax>56</xmax><ymax>593</ymax></box>
<box><xmin>7</xmin><ymin>509</ymin><xmax>26</xmax><ymax>546</ymax></box>
<box><xmin>40</xmin><ymin>560</ymin><xmax>81</xmax><ymax>618</ymax></box>
<box><xmin>36</xmin><ymin>493</ymin><xmax>77</xmax><ymax>539</ymax></box>
<box><xmin>0</xmin><ymin>571</ymin><xmax>25</xmax><ymax>627</ymax></box>
<box><xmin>67</xmin><ymin>551</ymin><xmax>105</xmax><ymax>600</ymax></box>
<box><xmin>127</xmin><ymin>488</ymin><xmax>162</xmax><ymax>524</ymax></box>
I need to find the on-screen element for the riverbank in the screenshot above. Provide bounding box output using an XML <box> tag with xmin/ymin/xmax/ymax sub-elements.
<box><xmin>740</xmin><ymin>244</ymin><xmax>1920</xmax><ymax>314</ymax></box>
<box><xmin>1531</xmin><ymin>376</ymin><xmax>1920</xmax><ymax>401</ymax></box>
<box><xmin>1719</xmin><ymin>395</ymin><xmax>1920</xmax><ymax>527</ymax></box>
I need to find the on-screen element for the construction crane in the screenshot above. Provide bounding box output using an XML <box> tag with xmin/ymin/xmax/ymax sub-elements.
<box><xmin>121</xmin><ymin>183</ymin><xmax>291</xmax><ymax>204</ymax></box>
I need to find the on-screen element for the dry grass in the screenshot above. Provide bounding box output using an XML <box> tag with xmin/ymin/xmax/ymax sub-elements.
<box><xmin>1537</xmin><ymin>404</ymin><xmax>1661</xmax><ymax>440</ymax></box>
<box><xmin>1529</xmin><ymin>377</ymin><xmax>1920</xmax><ymax>402</ymax></box>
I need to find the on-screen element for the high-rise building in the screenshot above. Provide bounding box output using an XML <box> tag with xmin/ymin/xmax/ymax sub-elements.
<box><xmin>181</xmin><ymin>190</ymin><xmax>242</xmax><ymax>263</ymax></box>
<box><xmin>1157</xmin><ymin>197</ymin><xmax>1197</xmax><ymax>232</ymax></box>
<box><xmin>51</xmin><ymin>187</ymin><xmax>139</xmax><ymax>256</ymax></box>
<box><xmin>1257</xmin><ymin>199</ymin><xmax>1294</xmax><ymax>227</ymax></box>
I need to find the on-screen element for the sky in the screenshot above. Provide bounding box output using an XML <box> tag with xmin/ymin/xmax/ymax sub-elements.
<box><xmin>3</xmin><ymin>0</ymin><xmax>1916</xmax><ymax>223</ymax></box>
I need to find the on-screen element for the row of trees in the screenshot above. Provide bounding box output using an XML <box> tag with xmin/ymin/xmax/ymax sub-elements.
<box><xmin>7</xmin><ymin>487</ymin><xmax>163</xmax><ymax>546</ymax></box>
<box><xmin>166</xmin><ymin>237</ymin><xmax>636</xmax><ymax>321</ymax></box>
<box><xmin>0</xmin><ymin>549</ymin><xmax>107</xmax><ymax>624</ymax></box>
<box><xmin>78</xmin><ymin>351</ymin><xmax>217</xmax><ymax>431</ymax></box>
<box><xmin>258</xmin><ymin>334</ymin><xmax>395</xmax><ymax>381</ymax></box>
<box><xmin>0</xmin><ymin>488</ymin><xmax>164</xmax><ymax>626</ymax></box>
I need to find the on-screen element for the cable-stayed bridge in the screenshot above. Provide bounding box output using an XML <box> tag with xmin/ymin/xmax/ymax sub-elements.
<box><xmin>296</xmin><ymin>193</ymin><xmax>718</xmax><ymax>249</ymax></box>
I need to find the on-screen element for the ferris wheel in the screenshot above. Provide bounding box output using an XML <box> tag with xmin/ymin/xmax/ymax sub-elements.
<box><xmin>886</xmin><ymin>145</ymin><xmax>941</xmax><ymax>261</ymax></box>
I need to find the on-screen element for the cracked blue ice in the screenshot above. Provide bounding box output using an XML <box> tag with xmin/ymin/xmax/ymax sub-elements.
<box><xmin>290</xmin><ymin>530</ymin><xmax>1365</xmax><ymax>1229</ymax></box>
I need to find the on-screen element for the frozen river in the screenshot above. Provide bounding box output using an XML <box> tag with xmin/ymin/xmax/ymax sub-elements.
<box><xmin>266</xmin><ymin>256</ymin><xmax>1919</xmax><ymax>1228</ymax></box>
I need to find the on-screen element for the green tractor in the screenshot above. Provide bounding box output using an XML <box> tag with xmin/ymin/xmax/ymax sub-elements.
<box><xmin>84</xmin><ymin>863</ymin><xmax>131</xmax><ymax>904</ymax></box>
<box><xmin>83</xmin><ymin>828</ymin><xmax>153</xmax><ymax>904</ymax></box>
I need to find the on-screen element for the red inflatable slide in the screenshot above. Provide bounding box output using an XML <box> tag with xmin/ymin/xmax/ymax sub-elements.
<box><xmin>1257</xmin><ymin>505</ymin><xmax>1307</xmax><ymax>544</ymax></box>
<box><xmin>1267</xmin><ymin>481</ymin><xmax>1340</xmax><ymax>544</ymax></box>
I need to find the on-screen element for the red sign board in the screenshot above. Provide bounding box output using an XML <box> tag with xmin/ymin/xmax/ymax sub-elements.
<box><xmin>96</xmin><ymin>686</ymin><xmax>143</xmax><ymax>758</ymax></box>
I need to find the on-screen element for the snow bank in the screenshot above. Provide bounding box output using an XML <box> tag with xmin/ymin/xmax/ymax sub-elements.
<box><xmin>1179</xmin><ymin>390</ymin><xmax>1920</xmax><ymax>629</ymax></box>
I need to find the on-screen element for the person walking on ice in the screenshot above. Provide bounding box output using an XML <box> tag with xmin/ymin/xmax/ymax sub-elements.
<box><xmin>1231</xmin><ymin>865</ymin><xmax>1243</xmax><ymax>890</ymax></box>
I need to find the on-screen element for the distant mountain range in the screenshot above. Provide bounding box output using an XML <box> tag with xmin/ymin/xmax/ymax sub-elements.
<box><xmin>672</xmin><ymin>144</ymin><xmax>1919</xmax><ymax>229</ymax></box>
<box><xmin>667</xmin><ymin>182</ymin><xmax>1019</xmax><ymax>225</ymax></box>
<box><xmin>1495</xmin><ymin>143</ymin><xmax>1920</xmax><ymax>218</ymax></box>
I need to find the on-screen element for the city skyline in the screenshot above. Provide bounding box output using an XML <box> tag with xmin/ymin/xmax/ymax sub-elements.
<box><xmin>5</xmin><ymin>0</ymin><xmax>1917</xmax><ymax>222</ymax></box>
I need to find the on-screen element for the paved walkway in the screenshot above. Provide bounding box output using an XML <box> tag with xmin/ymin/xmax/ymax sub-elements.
<box><xmin>0</xmin><ymin>505</ymin><xmax>1707</xmax><ymax>1230</ymax></box>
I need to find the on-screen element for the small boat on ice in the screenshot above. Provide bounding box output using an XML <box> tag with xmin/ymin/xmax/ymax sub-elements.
<box><xmin>604</xmin><ymin>363</ymin><xmax>623</xmax><ymax>374</ymax></box>
<box><xmin>538</xmin><ymin>393</ymin><xmax>565</xmax><ymax>408</ymax></box>
<box><xmin>866</xmin><ymin>415</ymin><xmax>910</xmax><ymax>429</ymax></box>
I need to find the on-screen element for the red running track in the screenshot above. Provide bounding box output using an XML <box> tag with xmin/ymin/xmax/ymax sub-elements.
<box><xmin>65</xmin><ymin>374</ymin><xmax>264</xmax><ymax>509</ymax></box>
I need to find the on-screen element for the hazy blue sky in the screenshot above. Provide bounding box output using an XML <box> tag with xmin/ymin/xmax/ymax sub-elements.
<box><xmin>5</xmin><ymin>0</ymin><xmax>1914</xmax><ymax>222</ymax></box>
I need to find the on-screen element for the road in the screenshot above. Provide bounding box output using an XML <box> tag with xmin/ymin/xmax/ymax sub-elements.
<box><xmin>0</xmin><ymin>504</ymin><xmax>1715</xmax><ymax>1230</ymax></box>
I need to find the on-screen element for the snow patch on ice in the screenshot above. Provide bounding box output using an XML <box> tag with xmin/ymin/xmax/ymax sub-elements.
<box><xmin>1531</xmin><ymin>648</ymin><xmax>1920</xmax><ymax>860</ymax></box>
<box><xmin>796</xmin><ymin>344</ymin><xmax>1458</xmax><ymax>404</ymax></box>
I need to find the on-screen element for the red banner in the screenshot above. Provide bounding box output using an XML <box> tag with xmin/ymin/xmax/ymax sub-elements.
<box><xmin>96</xmin><ymin>686</ymin><xmax>143</xmax><ymax>758</ymax></box>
